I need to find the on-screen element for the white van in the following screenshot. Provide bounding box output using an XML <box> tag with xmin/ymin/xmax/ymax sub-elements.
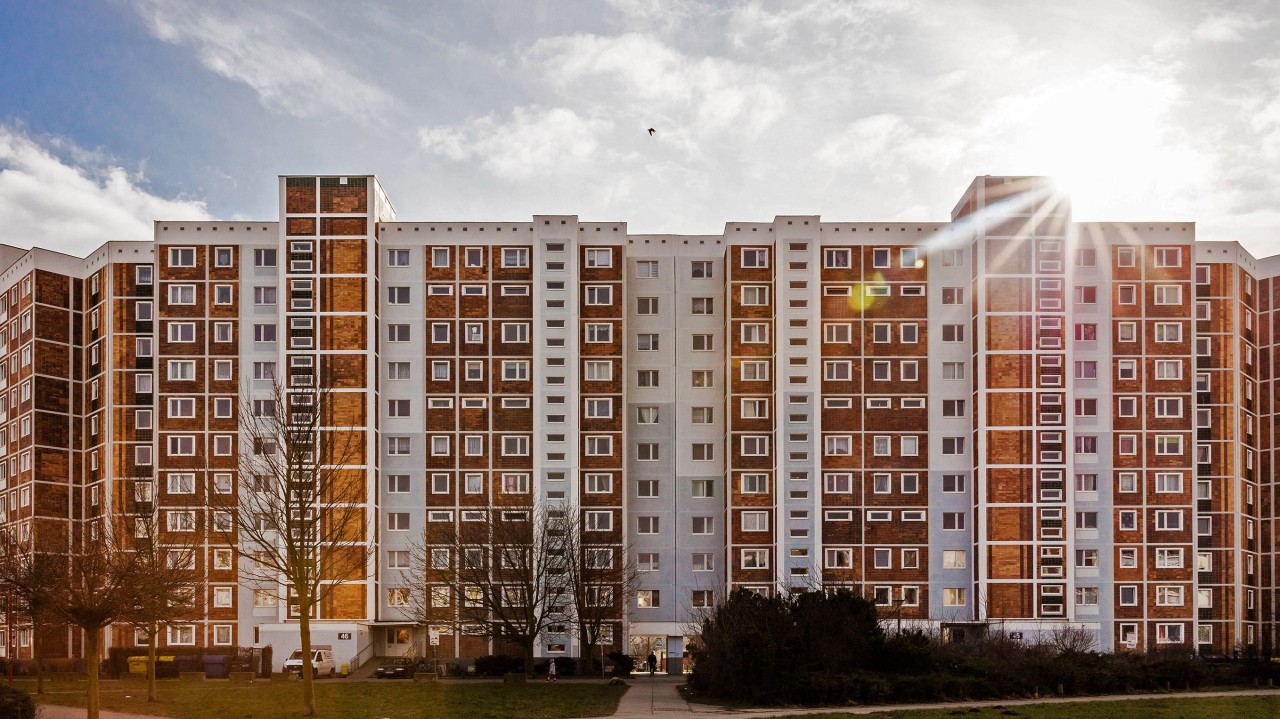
<box><xmin>283</xmin><ymin>645</ymin><xmax>336</xmax><ymax>678</ymax></box>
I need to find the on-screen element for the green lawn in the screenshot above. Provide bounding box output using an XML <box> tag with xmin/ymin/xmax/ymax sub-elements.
<box><xmin>20</xmin><ymin>676</ymin><xmax>626</xmax><ymax>719</ymax></box>
<box><xmin>780</xmin><ymin>694</ymin><xmax>1280</xmax><ymax>719</ymax></box>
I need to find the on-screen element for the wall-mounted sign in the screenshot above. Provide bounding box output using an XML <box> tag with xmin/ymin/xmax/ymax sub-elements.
<box><xmin>338</xmin><ymin>632</ymin><xmax>352</xmax><ymax>640</ymax></box>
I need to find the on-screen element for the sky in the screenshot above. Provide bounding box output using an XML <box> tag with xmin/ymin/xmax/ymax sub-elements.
<box><xmin>0</xmin><ymin>0</ymin><xmax>1278</xmax><ymax>257</ymax></box>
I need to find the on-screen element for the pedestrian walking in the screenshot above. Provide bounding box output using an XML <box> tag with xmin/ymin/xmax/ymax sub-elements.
<box><xmin>647</xmin><ymin>653</ymin><xmax>657</xmax><ymax>676</ymax></box>
<box><xmin>546</xmin><ymin>658</ymin><xmax>557</xmax><ymax>683</ymax></box>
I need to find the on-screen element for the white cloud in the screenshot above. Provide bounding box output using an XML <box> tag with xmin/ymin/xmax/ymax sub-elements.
<box><xmin>419</xmin><ymin>107</ymin><xmax>614</xmax><ymax>182</ymax></box>
<box><xmin>0</xmin><ymin>127</ymin><xmax>209</xmax><ymax>256</ymax></box>
<box><xmin>128</xmin><ymin>0</ymin><xmax>394</xmax><ymax>118</ymax></box>
<box><xmin>1192</xmin><ymin>11</ymin><xmax>1266</xmax><ymax>43</ymax></box>
<box><xmin>528</xmin><ymin>32</ymin><xmax>787</xmax><ymax>144</ymax></box>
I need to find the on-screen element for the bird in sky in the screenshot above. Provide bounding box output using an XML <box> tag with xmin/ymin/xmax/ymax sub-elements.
<box><xmin>648</xmin><ymin>128</ymin><xmax>655</xmax><ymax>136</ymax></box>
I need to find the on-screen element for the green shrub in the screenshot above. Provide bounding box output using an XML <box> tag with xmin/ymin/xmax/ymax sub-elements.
<box><xmin>473</xmin><ymin>655</ymin><xmax>522</xmax><ymax>677</ymax></box>
<box><xmin>0</xmin><ymin>685</ymin><xmax>35</xmax><ymax>719</ymax></box>
<box><xmin>605</xmin><ymin>652</ymin><xmax>634</xmax><ymax>677</ymax></box>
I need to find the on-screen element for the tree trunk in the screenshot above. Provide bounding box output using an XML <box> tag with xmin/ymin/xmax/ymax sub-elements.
<box><xmin>581</xmin><ymin>641</ymin><xmax>596</xmax><ymax>676</ymax></box>
<box><xmin>147</xmin><ymin>622</ymin><xmax>158</xmax><ymax>702</ymax></box>
<box><xmin>522</xmin><ymin>639</ymin><xmax>534</xmax><ymax>677</ymax></box>
<box><xmin>85</xmin><ymin>626</ymin><xmax>100</xmax><ymax>719</ymax></box>
<box><xmin>298</xmin><ymin>599</ymin><xmax>316</xmax><ymax>717</ymax></box>
<box><xmin>32</xmin><ymin>622</ymin><xmax>43</xmax><ymax>695</ymax></box>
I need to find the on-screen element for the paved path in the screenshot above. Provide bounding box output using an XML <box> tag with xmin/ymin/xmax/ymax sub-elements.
<box><xmin>600</xmin><ymin>678</ymin><xmax>1280</xmax><ymax>718</ymax></box>
<box><xmin>36</xmin><ymin>706</ymin><xmax>164</xmax><ymax>719</ymax></box>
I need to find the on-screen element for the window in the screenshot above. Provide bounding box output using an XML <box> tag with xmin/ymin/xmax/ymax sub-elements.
<box><xmin>585</xmin><ymin>361</ymin><xmax>612</xmax><ymax>381</ymax></box>
<box><xmin>1153</xmin><ymin>247</ymin><xmax>1180</xmax><ymax>267</ymax></box>
<box><xmin>586</xmin><ymin>323</ymin><xmax>613</xmax><ymax>343</ymax></box>
<box><xmin>166</xmin><ymin>511</ymin><xmax>195</xmax><ymax>532</ymax></box>
<box><xmin>1155</xmin><ymin>322</ymin><xmax>1182</xmax><ymax>342</ymax></box>
<box><xmin>942</xmin><ymin>362</ymin><xmax>965</xmax><ymax>380</ymax></box>
<box><xmin>635</xmin><ymin>333</ymin><xmax>659</xmax><ymax>351</ymax></box>
<box><xmin>942</xmin><ymin>437</ymin><xmax>965</xmax><ymax>455</ymax></box>
<box><xmin>942</xmin><ymin>512</ymin><xmax>965</xmax><ymax>530</ymax></box>
<box><xmin>1154</xmin><ymin>360</ymin><xmax>1182</xmax><ymax>380</ymax></box>
<box><xmin>584</xmin><ymin>285</ymin><xmax>613</xmax><ymax>306</ymax></box>
<box><xmin>741</xmin><ymin>285</ymin><xmax>769</xmax><ymax>306</ymax></box>
<box><xmin>502</xmin><ymin>361</ymin><xmax>529</xmax><ymax>380</ymax></box>
<box><xmin>168</xmin><ymin>247</ymin><xmax>195</xmax><ymax>267</ymax></box>
<box><xmin>585</xmin><ymin>248</ymin><xmax>612</xmax><ymax>267</ymax></box>
<box><xmin>1074</xmin><ymin>323</ymin><xmax>1097</xmax><ymax>341</ymax></box>
<box><xmin>585</xmin><ymin>436</ymin><xmax>613</xmax><ymax>456</ymax></box>
<box><xmin>943</xmin><ymin>550</ymin><xmax>966</xmax><ymax>569</ymax></box>
<box><xmin>1155</xmin><ymin>548</ymin><xmax>1183</xmax><ymax>568</ymax></box>
<box><xmin>691</xmin><ymin>297</ymin><xmax>713</xmax><ymax>314</ymax></box>
<box><xmin>167</xmin><ymin>284</ymin><xmax>196</xmax><ymax>305</ymax></box>
<box><xmin>636</xmin><ymin>370</ymin><xmax>659</xmax><ymax>387</ymax></box>
<box><xmin>741</xmin><ymin>436</ymin><xmax>769</xmax><ymax>456</ymax></box>
<box><xmin>901</xmin><ymin>435</ymin><xmax>919</xmax><ymax>456</ymax></box>
<box><xmin>1154</xmin><ymin>285</ymin><xmax>1181</xmax><ymax>304</ymax></box>
<box><xmin>741</xmin><ymin>511</ymin><xmax>768</xmax><ymax>532</ymax></box>
<box><xmin>585</xmin><ymin>511</ymin><xmax>613</xmax><ymax>531</ymax></box>
<box><xmin>741</xmin><ymin>248</ymin><xmax>767</xmax><ymax>268</ymax></box>
<box><xmin>1155</xmin><ymin>435</ymin><xmax>1183</xmax><ymax>455</ymax></box>
<box><xmin>740</xmin><ymin>549</ymin><xmax>768</xmax><ymax>569</ymax></box>
<box><xmin>943</xmin><ymin>588</ymin><xmax>966</xmax><ymax>606</ymax></box>
<box><xmin>941</xmin><ymin>324</ymin><xmax>964</xmax><ymax>342</ymax></box>
<box><xmin>1156</xmin><ymin>586</ymin><xmax>1184</xmax><ymax>606</ymax></box>
<box><xmin>253</xmin><ymin>324</ymin><xmax>277</xmax><ymax>342</ymax></box>
<box><xmin>636</xmin><ymin>297</ymin><xmax>658</xmax><ymax>315</ymax></box>
<box><xmin>1074</xmin><ymin>286</ymin><xmax>1097</xmax><ymax>304</ymax></box>
<box><xmin>1155</xmin><ymin>510</ymin><xmax>1183</xmax><ymax>531</ymax></box>
<box><xmin>253</xmin><ymin>248</ymin><xmax>277</xmax><ymax>267</ymax></box>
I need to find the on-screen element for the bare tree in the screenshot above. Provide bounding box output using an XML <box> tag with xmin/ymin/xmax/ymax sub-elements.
<box><xmin>49</xmin><ymin>521</ymin><xmax>147</xmax><ymax>719</ymax></box>
<box><xmin>218</xmin><ymin>379</ymin><xmax>368</xmax><ymax>717</ymax></box>
<box><xmin>415</xmin><ymin>504</ymin><xmax>570</xmax><ymax>676</ymax></box>
<box><xmin>1045</xmin><ymin>624</ymin><xmax>1096</xmax><ymax>654</ymax></box>
<box><xmin>121</xmin><ymin>511</ymin><xmax>199</xmax><ymax>702</ymax></box>
<box><xmin>0</xmin><ymin>534</ymin><xmax>57</xmax><ymax>695</ymax></box>
<box><xmin>559</xmin><ymin>504</ymin><xmax>637</xmax><ymax>674</ymax></box>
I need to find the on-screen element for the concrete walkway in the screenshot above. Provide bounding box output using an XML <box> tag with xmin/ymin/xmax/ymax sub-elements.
<box><xmin>601</xmin><ymin>678</ymin><xmax>1280</xmax><ymax>718</ymax></box>
<box><xmin>36</xmin><ymin>706</ymin><xmax>164</xmax><ymax>719</ymax></box>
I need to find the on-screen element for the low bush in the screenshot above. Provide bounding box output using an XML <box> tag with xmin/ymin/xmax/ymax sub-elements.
<box><xmin>473</xmin><ymin>655</ymin><xmax>522</xmax><ymax>677</ymax></box>
<box><xmin>606</xmin><ymin>652</ymin><xmax>634</xmax><ymax>677</ymax></box>
<box><xmin>0</xmin><ymin>685</ymin><xmax>35</xmax><ymax>719</ymax></box>
<box><xmin>688</xmin><ymin>589</ymin><xmax>1263</xmax><ymax>707</ymax></box>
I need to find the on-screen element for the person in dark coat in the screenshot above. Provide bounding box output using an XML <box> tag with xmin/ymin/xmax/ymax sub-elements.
<box><xmin>646</xmin><ymin>653</ymin><xmax>657</xmax><ymax>676</ymax></box>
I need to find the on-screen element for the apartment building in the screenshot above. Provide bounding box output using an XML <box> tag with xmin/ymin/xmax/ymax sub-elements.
<box><xmin>0</xmin><ymin>174</ymin><xmax>1274</xmax><ymax>670</ymax></box>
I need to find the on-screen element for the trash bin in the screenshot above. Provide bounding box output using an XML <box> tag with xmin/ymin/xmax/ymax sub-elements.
<box><xmin>203</xmin><ymin>655</ymin><xmax>229</xmax><ymax>679</ymax></box>
<box><xmin>156</xmin><ymin>657</ymin><xmax>178</xmax><ymax>679</ymax></box>
<box><xmin>175</xmin><ymin>655</ymin><xmax>200</xmax><ymax>674</ymax></box>
<box><xmin>127</xmin><ymin>656</ymin><xmax>148</xmax><ymax>675</ymax></box>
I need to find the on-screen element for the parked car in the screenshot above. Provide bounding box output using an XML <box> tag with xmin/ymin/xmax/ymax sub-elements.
<box><xmin>283</xmin><ymin>646</ymin><xmax>335</xmax><ymax>678</ymax></box>
<box><xmin>374</xmin><ymin>657</ymin><xmax>419</xmax><ymax>679</ymax></box>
